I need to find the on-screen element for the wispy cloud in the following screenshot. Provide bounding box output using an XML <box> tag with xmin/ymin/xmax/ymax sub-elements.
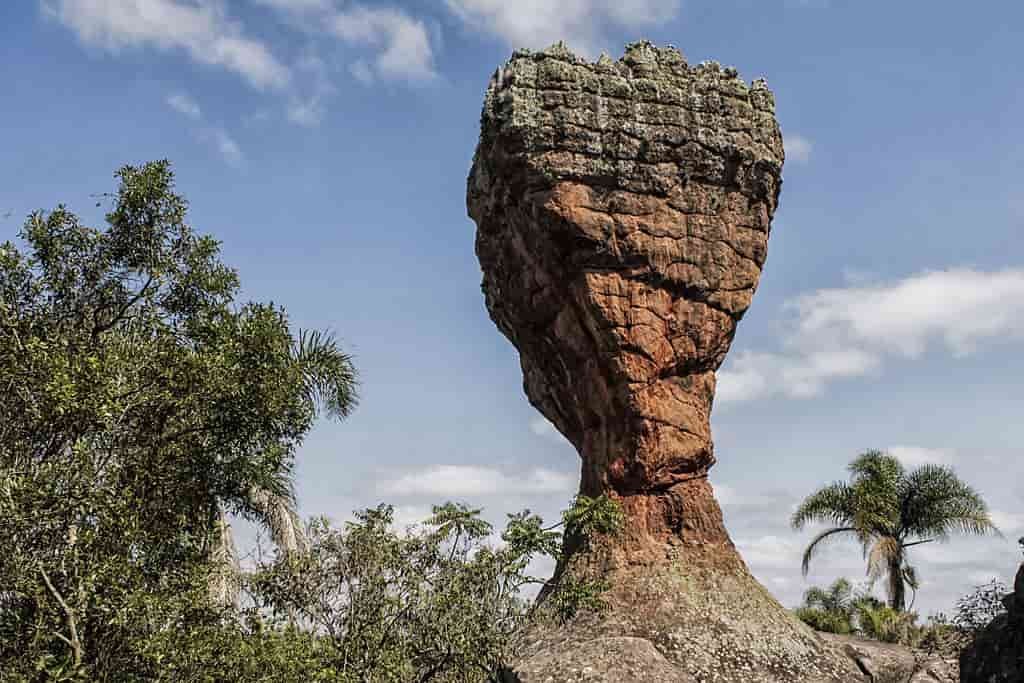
<box><xmin>330</xmin><ymin>6</ymin><xmax>437</xmax><ymax>83</ymax></box>
<box><xmin>166</xmin><ymin>92</ymin><xmax>201</xmax><ymax>119</ymax></box>
<box><xmin>165</xmin><ymin>90</ymin><xmax>243</xmax><ymax>166</ymax></box>
<box><xmin>209</xmin><ymin>128</ymin><xmax>243</xmax><ymax>166</ymax></box>
<box><xmin>285</xmin><ymin>53</ymin><xmax>335</xmax><ymax>127</ymax></box>
<box><xmin>379</xmin><ymin>465</ymin><xmax>575</xmax><ymax>498</ymax></box>
<box><xmin>445</xmin><ymin>0</ymin><xmax>680</xmax><ymax>56</ymax></box>
<box><xmin>719</xmin><ymin>268</ymin><xmax>1024</xmax><ymax>403</ymax></box>
<box><xmin>48</xmin><ymin>0</ymin><xmax>438</xmax><ymax>129</ymax></box>
<box><xmin>44</xmin><ymin>0</ymin><xmax>290</xmax><ymax>90</ymax></box>
<box><xmin>255</xmin><ymin>0</ymin><xmax>438</xmax><ymax>86</ymax></box>
<box><xmin>784</xmin><ymin>133</ymin><xmax>813</xmax><ymax>164</ymax></box>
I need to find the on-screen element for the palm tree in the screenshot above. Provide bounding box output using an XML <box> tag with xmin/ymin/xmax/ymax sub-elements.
<box><xmin>804</xmin><ymin>577</ymin><xmax>856</xmax><ymax>615</ymax></box>
<box><xmin>209</xmin><ymin>329</ymin><xmax>358</xmax><ymax>604</ymax></box>
<box><xmin>795</xmin><ymin>577</ymin><xmax>857</xmax><ymax>634</ymax></box>
<box><xmin>792</xmin><ymin>450</ymin><xmax>999</xmax><ymax>612</ymax></box>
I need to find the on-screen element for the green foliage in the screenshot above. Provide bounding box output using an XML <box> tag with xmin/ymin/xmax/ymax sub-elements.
<box><xmin>794</xmin><ymin>577</ymin><xmax>856</xmax><ymax>634</ymax></box>
<box><xmin>796</xmin><ymin>575</ymin><xmax>1012</xmax><ymax>659</ymax></box>
<box><xmin>0</xmin><ymin>160</ymin><xmax>623</xmax><ymax>681</ymax></box>
<box><xmin>562</xmin><ymin>494</ymin><xmax>626</xmax><ymax>540</ymax></box>
<box><xmin>0</xmin><ymin>161</ymin><xmax>356</xmax><ymax>679</ymax></box>
<box><xmin>853</xmin><ymin>598</ymin><xmax>918</xmax><ymax>644</ymax></box>
<box><xmin>792</xmin><ymin>449</ymin><xmax>998</xmax><ymax>611</ymax></box>
<box><xmin>246</xmin><ymin>497</ymin><xmax>623</xmax><ymax>681</ymax></box>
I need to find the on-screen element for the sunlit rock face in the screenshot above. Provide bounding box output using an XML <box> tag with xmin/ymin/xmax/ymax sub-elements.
<box><xmin>469</xmin><ymin>42</ymin><xmax>866</xmax><ymax>682</ymax></box>
<box><xmin>469</xmin><ymin>41</ymin><xmax>780</xmax><ymax>562</ymax></box>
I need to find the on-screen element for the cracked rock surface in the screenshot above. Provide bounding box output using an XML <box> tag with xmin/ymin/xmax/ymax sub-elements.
<box><xmin>469</xmin><ymin>42</ymin><xmax>865</xmax><ymax>681</ymax></box>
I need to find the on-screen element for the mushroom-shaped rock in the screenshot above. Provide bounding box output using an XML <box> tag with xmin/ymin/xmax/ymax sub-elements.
<box><xmin>468</xmin><ymin>42</ymin><xmax>865</xmax><ymax>682</ymax></box>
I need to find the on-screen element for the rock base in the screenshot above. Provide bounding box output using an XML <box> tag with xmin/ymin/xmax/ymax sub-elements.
<box><xmin>512</xmin><ymin>552</ymin><xmax>867</xmax><ymax>682</ymax></box>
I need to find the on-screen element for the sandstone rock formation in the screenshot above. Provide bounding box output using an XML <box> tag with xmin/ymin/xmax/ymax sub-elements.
<box><xmin>960</xmin><ymin>559</ymin><xmax>1024</xmax><ymax>682</ymax></box>
<box><xmin>468</xmin><ymin>42</ymin><xmax>865</xmax><ymax>681</ymax></box>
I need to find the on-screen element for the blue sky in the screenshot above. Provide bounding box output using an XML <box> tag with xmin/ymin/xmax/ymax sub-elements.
<box><xmin>3</xmin><ymin>0</ymin><xmax>1023</xmax><ymax>615</ymax></box>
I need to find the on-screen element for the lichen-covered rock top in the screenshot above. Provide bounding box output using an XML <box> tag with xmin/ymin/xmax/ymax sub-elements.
<box><xmin>475</xmin><ymin>40</ymin><xmax>784</xmax><ymax>199</ymax></box>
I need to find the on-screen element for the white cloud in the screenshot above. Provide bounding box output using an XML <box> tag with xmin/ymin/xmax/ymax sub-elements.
<box><xmin>784</xmin><ymin>133</ymin><xmax>813</xmax><ymax>164</ymax></box>
<box><xmin>379</xmin><ymin>464</ymin><xmax>575</xmax><ymax>498</ymax></box>
<box><xmin>445</xmin><ymin>0</ymin><xmax>680</xmax><ymax>56</ymax></box>
<box><xmin>252</xmin><ymin>0</ymin><xmax>437</xmax><ymax>84</ymax></box>
<box><xmin>719</xmin><ymin>268</ymin><xmax>1024</xmax><ymax>403</ymax></box>
<box><xmin>164</xmin><ymin>90</ymin><xmax>243</xmax><ymax>166</ymax></box>
<box><xmin>210</xmin><ymin>128</ymin><xmax>243</xmax><ymax>166</ymax></box>
<box><xmin>166</xmin><ymin>92</ymin><xmax>202</xmax><ymax>119</ymax></box>
<box><xmin>331</xmin><ymin>6</ymin><xmax>437</xmax><ymax>82</ymax></box>
<box><xmin>734</xmin><ymin>534</ymin><xmax>805</xmax><ymax>571</ymax></box>
<box><xmin>44</xmin><ymin>0</ymin><xmax>290</xmax><ymax>90</ymax></box>
<box><xmin>719</xmin><ymin>349</ymin><xmax>879</xmax><ymax>402</ymax></box>
<box><xmin>285</xmin><ymin>53</ymin><xmax>335</xmax><ymax>126</ymax></box>
<box><xmin>888</xmin><ymin>446</ymin><xmax>956</xmax><ymax>468</ymax></box>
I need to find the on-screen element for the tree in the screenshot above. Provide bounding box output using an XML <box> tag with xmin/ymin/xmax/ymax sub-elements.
<box><xmin>794</xmin><ymin>577</ymin><xmax>857</xmax><ymax>634</ymax></box>
<box><xmin>246</xmin><ymin>496</ymin><xmax>623</xmax><ymax>682</ymax></box>
<box><xmin>0</xmin><ymin>161</ymin><xmax>357</xmax><ymax>678</ymax></box>
<box><xmin>792</xmin><ymin>450</ymin><xmax>998</xmax><ymax>611</ymax></box>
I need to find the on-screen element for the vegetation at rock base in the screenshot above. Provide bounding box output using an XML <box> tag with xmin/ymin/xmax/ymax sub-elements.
<box><xmin>792</xmin><ymin>449</ymin><xmax>999</xmax><ymax>611</ymax></box>
<box><xmin>0</xmin><ymin>161</ymin><xmax>623</xmax><ymax>682</ymax></box>
<box><xmin>796</xmin><ymin>575</ymin><xmax>1011</xmax><ymax>657</ymax></box>
<box><xmin>794</xmin><ymin>577</ymin><xmax>858</xmax><ymax>635</ymax></box>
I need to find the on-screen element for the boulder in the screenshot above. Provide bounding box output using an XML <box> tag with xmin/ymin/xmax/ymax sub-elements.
<box><xmin>820</xmin><ymin>633</ymin><xmax>958</xmax><ymax>683</ymax></box>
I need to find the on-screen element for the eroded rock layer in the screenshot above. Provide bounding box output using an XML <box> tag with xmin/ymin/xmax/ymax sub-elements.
<box><xmin>469</xmin><ymin>42</ymin><xmax>865</xmax><ymax>682</ymax></box>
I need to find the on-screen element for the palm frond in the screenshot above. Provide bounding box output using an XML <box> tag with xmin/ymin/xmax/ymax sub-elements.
<box><xmin>247</xmin><ymin>486</ymin><xmax>309</xmax><ymax>556</ymax></box>
<box><xmin>792</xmin><ymin>484</ymin><xmax>858</xmax><ymax>530</ymax></box>
<box><xmin>800</xmin><ymin>526</ymin><xmax>858</xmax><ymax>576</ymax></box>
<box><xmin>848</xmin><ymin>450</ymin><xmax>905</xmax><ymax>483</ymax></box>
<box><xmin>802</xmin><ymin>586</ymin><xmax>831</xmax><ymax>610</ymax></box>
<box><xmin>292</xmin><ymin>329</ymin><xmax>358</xmax><ymax>420</ymax></box>
<box><xmin>898</xmin><ymin>463</ymin><xmax>1000</xmax><ymax>541</ymax></box>
<box><xmin>848</xmin><ymin>451</ymin><xmax>903</xmax><ymax>536</ymax></box>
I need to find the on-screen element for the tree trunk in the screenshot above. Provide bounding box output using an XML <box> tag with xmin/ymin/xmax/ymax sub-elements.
<box><xmin>888</xmin><ymin>555</ymin><xmax>906</xmax><ymax>612</ymax></box>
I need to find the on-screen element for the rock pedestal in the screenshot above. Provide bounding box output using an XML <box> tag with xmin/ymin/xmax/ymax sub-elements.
<box><xmin>469</xmin><ymin>42</ymin><xmax>864</xmax><ymax>681</ymax></box>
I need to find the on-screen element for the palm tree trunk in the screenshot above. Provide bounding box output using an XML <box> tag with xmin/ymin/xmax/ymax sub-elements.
<box><xmin>888</xmin><ymin>555</ymin><xmax>906</xmax><ymax>611</ymax></box>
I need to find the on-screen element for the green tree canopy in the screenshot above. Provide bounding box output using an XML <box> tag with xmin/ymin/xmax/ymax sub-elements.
<box><xmin>792</xmin><ymin>450</ymin><xmax>998</xmax><ymax>612</ymax></box>
<box><xmin>0</xmin><ymin>161</ymin><xmax>357</xmax><ymax>677</ymax></box>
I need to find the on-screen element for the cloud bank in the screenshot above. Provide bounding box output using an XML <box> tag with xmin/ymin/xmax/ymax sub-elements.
<box><xmin>719</xmin><ymin>268</ymin><xmax>1024</xmax><ymax>403</ymax></box>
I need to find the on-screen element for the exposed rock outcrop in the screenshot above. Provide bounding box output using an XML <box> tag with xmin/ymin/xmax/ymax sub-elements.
<box><xmin>820</xmin><ymin>633</ymin><xmax>958</xmax><ymax>683</ymax></box>
<box><xmin>468</xmin><ymin>42</ymin><xmax>865</xmax><ymax>681</ymax></box>
<box><xmin>961</xmin><ymin>560</ymin><xmax>1024</xmax><ymax>682</ymax></box>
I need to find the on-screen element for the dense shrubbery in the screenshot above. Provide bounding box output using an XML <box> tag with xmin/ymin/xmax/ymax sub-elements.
<box><xmin>795</xmin><ymin>575</ymin><xmax>1010</xmax><ymax>656</ymax></box>
<box><xmin>0</xmin><ymin>162</ymin><xmax>622</xmax><ymax>681</ymax></box>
